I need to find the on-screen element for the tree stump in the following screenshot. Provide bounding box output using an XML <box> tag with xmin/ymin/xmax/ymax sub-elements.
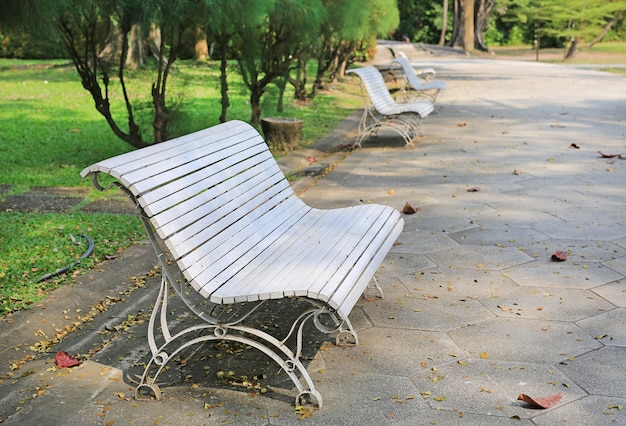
<box><xmin>261</xmin><ymin>118</ymin><xmax>303</xmax><ymax>153</ymax></box>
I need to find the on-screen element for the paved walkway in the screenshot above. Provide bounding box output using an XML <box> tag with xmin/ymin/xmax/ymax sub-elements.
<box><xmin>1</xmin><ymin>46</ymin><xmax>626</xmax><ymax>425</ymax></box>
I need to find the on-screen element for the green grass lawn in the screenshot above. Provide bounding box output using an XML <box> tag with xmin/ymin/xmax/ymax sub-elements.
<box><xmin>0</xmin><ymin>58</ymin><xmax>362</xmax><ymax>315</ymax></box>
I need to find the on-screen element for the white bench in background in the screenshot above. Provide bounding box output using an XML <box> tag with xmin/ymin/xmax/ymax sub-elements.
<box><xmin>392</xmin><ymin>56</ymin><xmax>446</xmax><ymax>107</ymax></box>
<box><xmin>347</xmin><ymin>66</ymin><xmax>434</xmax><ymax>148</ymax></box>
<box><xmin>81</xmin><ymin>120</ymin><xmax>403</xmax><ymax>407</ymax></box>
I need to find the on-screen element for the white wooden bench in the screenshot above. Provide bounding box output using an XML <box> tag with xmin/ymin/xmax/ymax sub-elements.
<box><xmin>392</xmin><ymin>50</ymin><xmax>437</xmax><ymax>81</ymax></box>
<box><xmin>392</xmin><ymin>56</ymin><xmax>446</xmax><ymax>107</ymax></box>
<box><xmin>80</xmin><ymin>120</ymin><xmax>403</xmax><ymax>407</ymax></box>
<box><xmin>346</xmin><ymin>66</ymin><xmax>434</xmax><ymax>148</ymax></box>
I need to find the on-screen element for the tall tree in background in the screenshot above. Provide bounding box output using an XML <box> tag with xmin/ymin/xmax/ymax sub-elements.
<box><xmin>235</xmin><ymin>0</ymin><xmax>324</xmax><ymax>125</ymax></box>
<box><xmin>450</xmin><ymin>0</ymin><xmax>494</xmax><ymax>51</ymax></box>
<box><xmin>55</xmin><ymin>0</ymin><xmax>204</xmax><ymax>146</ymax></box>
<box><xmin>203</xmin><ymin>0</ymin><xmax>272</xmax><ymax>123</ymax></box>
<box><xmin>540</xmin><ymin>0</ymin><xmax>626</xmax><ymax>59</ymax></box>
<box><xmin>439</xmin><ymin>0</ymin><xmax>449</xmax><ymax>45</ymax></box>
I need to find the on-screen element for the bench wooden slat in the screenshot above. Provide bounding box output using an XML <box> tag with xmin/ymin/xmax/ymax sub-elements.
<box><xmin>139</xmin><ymin>137</ymin><xmax>268</xmax><ymax>215</ymax></box>
<box><xmin>127</xmin><ymin>130</ymin><xmax>262</xmax><ymax>197</ymax></box>
<box><xmin>213</xmin><ymin>207</ymin><xmax>357</xmax><ymax>301</ymax></box>
<box><xmin>153</xmin><ymin>158</ymin><xmax>286</xmax><ymax>243</ymax></box>
<box><xmin>195</xmin><ymin>200</ymin><xmax>312</xmax><ymax>300</ymax></box>
<box><xmin>80</xmin><ymin>121</ymin><xmax>248</xmax><ymax>181</ymax></box>
<box><xmin>181</xmin><ymin>192</ymin><xmax>307</xmax><ymax>285</ymax></box>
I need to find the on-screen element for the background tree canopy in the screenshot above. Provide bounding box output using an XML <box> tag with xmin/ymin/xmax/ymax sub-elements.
<box><xmin>2</xmin><ymin>0</ymin><xmax>625</xmax><ymax>147</ymax></box>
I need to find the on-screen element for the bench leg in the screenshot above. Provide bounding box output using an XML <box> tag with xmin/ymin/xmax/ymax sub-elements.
<box><xmin>134</xmin><ymin>275</ymin><xmax>324</xmax><ymax>408</ymax></box>
<box><xmin>355</xmin><ymin>107</ymin><xmax>420</xmax><ymax>149</ymax></box>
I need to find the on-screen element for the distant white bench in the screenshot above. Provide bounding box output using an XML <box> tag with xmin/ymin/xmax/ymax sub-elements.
<box><xmin>392</xmin><ymin>56</ymin><xmax>446</xmax><ymax>107</ymax></box>
<box><xmin>347</xmin><ymin>66</ymin><xmax>434</xmax><ymax>148</ymax></box>
<box><xmin>81</xmin><ymin>120</ymin><xmax>403</xmax><ymax>407</ymax></box>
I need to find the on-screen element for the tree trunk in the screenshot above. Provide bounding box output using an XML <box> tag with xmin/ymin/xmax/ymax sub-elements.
<box><xmin>587</xmin><ymin>10</ymin><xmax>623</xmax><ymax>48</ymax></box>
<box><xmin>439</xmin><ymin>0</ymin><xmax>448</xmax><ymax>46</ymax></box>
<box><xmin>126</xmin><ymin>24</ymin><xmax>145</xmax><ymax>69</ymax></box>
<box><xmin>450</xmin><ymin>0</ymin><xmax>463</xmax><ymax>48</ymax></box>
<box><xmin>249</xmin><ymin>84</ymin><xmax>263</xmax><ymax>125</ymax></box>
<box><xmin>564</xmin><ymin>37</ymin><xmax>579</xmax><ymax>60</ymax></box>
<box><xmin>217</xmin><ymin>37</ymin><xmax>230</xmax><ymax>123</ymax></box>
<box><xmin>194</xmin><ymin>27</ymin><xmax>209</xmax><ymax>61</ymax></box>
<box><xmin>474</xmin><ymin>0</ymin><xmax>494</xmax><ymax>52</ymax></box>
<box><xmin>463</xmin><ymin>0</ymin><xmax>475</xmax><ymax>52</ymax></box>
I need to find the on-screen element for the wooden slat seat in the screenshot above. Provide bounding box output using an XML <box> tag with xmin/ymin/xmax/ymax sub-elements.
<box><xmin>81</xmin><ymin>120</ymin><xmax>403</xmax><ymax>408</ymax></box>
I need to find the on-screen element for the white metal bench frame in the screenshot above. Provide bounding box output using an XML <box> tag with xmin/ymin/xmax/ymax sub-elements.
<box><xmin>346</xmin><ymin>66</ymin><xmax>434</xmax><ymax>149</ymax></box>
<box><xmin>81</xmin><ymin>120</ymin><xmax>403</xmax><ymax>407</ymax></box>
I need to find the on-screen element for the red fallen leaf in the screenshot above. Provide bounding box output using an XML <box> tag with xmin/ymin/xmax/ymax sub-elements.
<box><xmin>105</xmin><ymin>254</ymin><xmax>120</xmax><ymax>260</ymax></box>
<box><xmin>569</xmin><ymin>143</ymin><xmax>580</xmax><ymax>149</ymax></box>
<box><xmin>467</xmin><ymin>187</ymin><xmax>481</xmax><ymax>192</ymax></box>
<box><xmin>517</xmin><ymin>393</ymin><xmax>563</xmax><ymax>409</ymax></box>
<box><xmin>307</xmin><ymin>156</ymin><xmax>317</xmax><ymax>163</ymax></box>
<box><xmin>55</xmin><ymin>351</ymin><xmax>81</xmax><ymax>368</ymax></box>
<box><xmin>551</xmin><ymin>251</ymin><xmax>567</xmax><ymax>262</ymax></box>
<box><xmin>402</xmin><ymin>202</ymin><xmax>421</xmax><ymax>214</ymax></box>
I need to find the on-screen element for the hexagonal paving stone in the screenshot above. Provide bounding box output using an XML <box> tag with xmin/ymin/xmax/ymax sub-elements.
<box><xmin>402</xmin><ymin>208</ymin><xmax>480</xmax><ymax>234</ymax></box>
<box><xmin>390</xmin><ymin>230</ymin><xmax>459</xmax><ymax>255</ymax></box>
<box><xmin>592</xmin><ymin>280</ymin><xmax>626</xmax><ymax>308</ymax></box>
<box><xmin>537</xmin><ymin>221</ymin><xmax>626</xmax><ymax>241</ymax></box>
<box><xmin>503</xmin><ymin>260</ymin><xmax>623</xmax><ymax>289</ymax></box>
<box><xmin>303</xmin><ymin>370</ymin><xmax>429</xmax><ymax>425</ymax></box>
<box><xmin>531</xmin><ymin>395</ymin><xmax>626</xmax><ymax>426</ymax></box>
<box><xmin>427</xmin><ymin>245</ymin><xmax>533</xmax><ymax>271</ymax></box>
<box><xmin>603</xmin><ymin>255</ymin><xmax>626</xmax><ymax>275</ymax></box>
<box><xmin>557</xmin><ymin>346</ymin><xmax>626</xmax><ymax>397</ymax></box>
<box><xmin>362</xmin><ymin>290</ymin><xmax>494</xmax><ymax>332</ymax></box>
<box><xmin>376</xmin><ymin>253</ymin><xmax>436</xmax><ymax>280</ymax></box>
<box><xmin>317</xmin><ymin>327</ymin><xmax>463</xmax><ymax>377</ymax></box>
<box><xmin>449</xmin><ymin>227</ymin><xmax>550</xmax><ymax>248</ymax></box>
<box><xmin>479</xmin><ymin>286</ymin><xmax>615</xmax><ymax>321</ymax></box>
<box><xmin>522</xmin><ymin>239</ymin><xmax>626</xmax><ymax>263</ymax></box>
<box><xmin>447</xmin><ymin>317</ymin><xmax>602</xmax><ymax>364</ymax></box>
<box><xmin>410</xmin><ymin>358</ymin><xmax>586</xmax><ymax>419</ymax></box>
<box><xmin>400</xmin><ymin>267</ymin><xmax>519</xmax><ymax>300</ymax></box>
<box><xmin>393</xmin><ymin>410</ymin><xmax>535</xmax><ymax>426</ymax></box>
<box><xmin>576</xmin><ymin>308</ymin><xmax>626</xmax><ymax>347</ymax></box>
<box><xmin>469</xmin><ymin>208</ymin><xmax>563</xmax><ymax>230</ymax></box>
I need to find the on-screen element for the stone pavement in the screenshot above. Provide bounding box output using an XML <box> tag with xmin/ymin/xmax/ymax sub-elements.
<box><xmin>2</xmin><ymin>45</ymin><xmax>626</xmax><ymax>425</ymax></box>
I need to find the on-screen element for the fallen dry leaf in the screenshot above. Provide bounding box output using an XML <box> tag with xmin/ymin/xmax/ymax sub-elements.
<box><xmin>517</xmin><ymin>393</ymin><xmax>563</xmax><ymax>409</ymax></box>
<box><xmin>402</xmin><ymin>202</ymin><xmax>420</xmax><ymax>214</ymax></box>
<box><xmin>467</xmin><ymin>187</ymin><xmax>481</xmax><ymax>192</ymax></box>
<box><xmin>55</xmin><ymin>351</ymin><xmax>80</xmax><ymax>368</ymax></box>
<box><xmin>569</xmin><ymin>143</ymin><xmax>580</xmax><ymax>149</ymax></box>
<box><xmin>551</xmin><ymin>251</ymin><xmax>567</xmax><ymax>262</ymax></box>
<box><xmin>598</xmin><ymin>151</ymin><xmax>626</xmax><ymax>159</ymax></box>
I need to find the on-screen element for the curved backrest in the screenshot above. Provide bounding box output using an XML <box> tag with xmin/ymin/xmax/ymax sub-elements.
<box><xmin>346</xmin><ymin>66</ymin><xmax>397</xmax><ymax>112</ymax></box>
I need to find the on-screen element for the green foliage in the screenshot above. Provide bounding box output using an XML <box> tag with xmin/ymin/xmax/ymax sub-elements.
<box><xmin>397</xmin><ymin>0</ymin><xmax>446</xmax><ymax>43</ymax></box>
<box><xmin>492</xmin><ymin>0</ymin><xmax>626</xmax><ymax>48</ymax></box>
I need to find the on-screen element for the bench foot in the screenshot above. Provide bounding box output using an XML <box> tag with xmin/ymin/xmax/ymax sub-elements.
<box><xmin>354</xmin><ymin>107</ymin><xmax>421</xmax><ymax>149</ymax></box>
<box><xmin>135</xmin><ymin>382</ymin><xmax>162</xmax><ymax>401</ymax></box>
<box><xmin>296</xmin><ymin>389</ymin><xmax>323</xmax><ymax>408</ymax></box>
